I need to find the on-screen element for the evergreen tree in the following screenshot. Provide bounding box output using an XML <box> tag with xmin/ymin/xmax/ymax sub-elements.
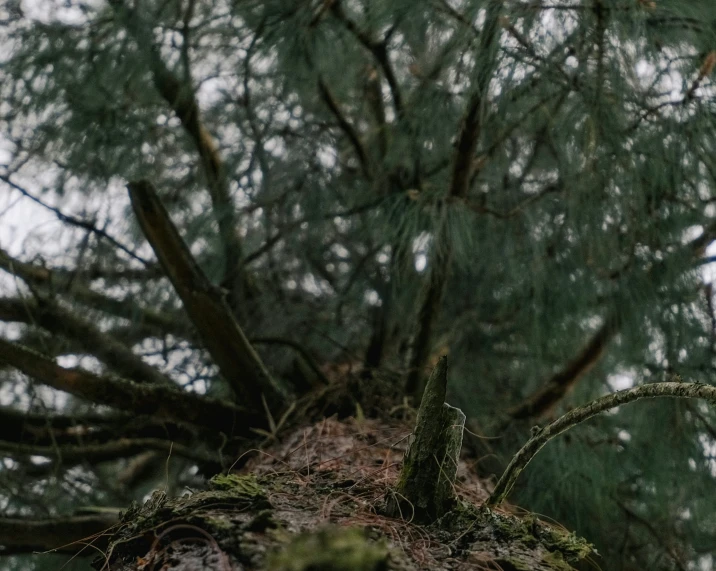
<box><xmin>1</xmin><ymin>0</ymin><xmax>716</xmax><ymax>569</ymax></box>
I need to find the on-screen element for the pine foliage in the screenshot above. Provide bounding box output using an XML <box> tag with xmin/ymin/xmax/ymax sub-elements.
<box><xmin>2</xmin><ymin>0</ymin><xmax>716</xmax><ymax>569</ymax></box>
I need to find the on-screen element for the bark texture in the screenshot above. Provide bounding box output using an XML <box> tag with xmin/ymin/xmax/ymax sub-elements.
<box><xmin>95</xmin><ymin>416</ymin><xmax>592</xmax><ymax>571</ymax></box>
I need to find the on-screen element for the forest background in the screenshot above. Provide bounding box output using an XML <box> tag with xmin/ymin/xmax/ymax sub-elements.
<box><xmin>1</xmin><ymin>0</ymin><xmax>716</xmax><ymax>569</ymax></box>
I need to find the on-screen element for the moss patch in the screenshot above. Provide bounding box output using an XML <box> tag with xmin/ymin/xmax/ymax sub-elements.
<box><xmin>268</xmin><ymin>527</ymin><xmax>388</xmax><ymax>571</ymax></box>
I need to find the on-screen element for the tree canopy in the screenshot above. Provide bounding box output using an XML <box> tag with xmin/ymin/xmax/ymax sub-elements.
<box><xmin>2</xmin><ymin>0</ymin><xmax>716</xmax><ymax>569</ymax></box>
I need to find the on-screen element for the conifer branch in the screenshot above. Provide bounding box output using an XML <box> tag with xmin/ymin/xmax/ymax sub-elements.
<box><xmin>318</xmin><ymin>78</ymin><xmax>371</xmax><ymax>178</ymax></box>
<box><xmin>506</xmin><ymin>313</ymin><xmax>619</xmax><ymax>421</ymax></box>
<box><xmin>449</xmin><ymin>0</ymin><xmax>503</xmax><ymax>199</ymax></box>
<box><xmin>404</xmin><ymin>243</ymin><xmax>452</xmax><ymax>398</ymax></box>
<box><xmin>0</xmin><ymin>248</ymin><xmax>192</xmax><ymax>339</ymax></box>
<box><xmin>488</xmin><ymin>380</ymin><xmax>716</xmax><ymax>506</ymax></box>
<box><xmin>108</xmin><ymin>0</ymin><xmax>253</xmax><ymax>308</ymax></box>
<box><xmin>330</xmin><ymin>1</ymin><xmax>403</xmax><ymax>115</ymax></box>
<box><xmin>0</xmin><ymin>297</ymin><xmax>174</xmax><ymax>386</ymax></box>
<box><xmin>127</xmin><ymin>180</ymin><xmax>285</xmax><ymax>410</ymax></box>
<box><xmin>404</xmin><ymin>2</ymin><xmax>503</xmax><ymax>397</ymax></box>
<box><xmin>0</xmin><ymin>337</ymin><xmax>258</xmax><ymax>437</ymax></box>
<box><xmin>618</xmin><ymin>501</ymin><xmax>690</xmax><ymax>571</ymax></box>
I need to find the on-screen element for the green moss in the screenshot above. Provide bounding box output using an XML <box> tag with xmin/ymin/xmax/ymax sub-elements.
<box><xmin>268</xmin><ymin>527</ymin><xmax>388</xmax><ymax>571</ymax></box>
<box><xmin>541</xmin><ymin>550</ymin><xmax>576</xmax><ymax>571</ymax></box>
<box><xmin>540</xmin><ymin>529</ymin><xmax>594</xmax><ymax>562</ymax></box>
<box><xmin>209</xmin><ymin>473</ymin><xmax>265</xmax><ymax>496</ymax></box>
<box><xmin>203</xmin><ymin>515</ymin><xmax>234</xmax><ymax>530</ymax></box>
<box><xmin>432</xmin><ymin>503</ymin><xmax>592</xmax><ymax>570</ymax></box>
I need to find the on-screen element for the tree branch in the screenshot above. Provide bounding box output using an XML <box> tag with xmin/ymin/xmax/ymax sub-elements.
<box><xmin>0</xmin><ymin>513</ymin><xmax>118</xmax><ymax>555</ymax></box>
<box><xmin>404</xmin><ymin>2</ymin><xmax>503</xmax><ymax>397</ymax></box>
<box><xmin>0</xmin><ymin>174</ymin><xmax>151</xmax><ymax>266</ymax></box>
<box><xmin>250</xmin><ymin>337</ymin><xmax>329</xmax><ymax>388</ymax></box>
<box><xmin>0</xmin><ymin>248</ymin><xmax>192</xmax><ymax>340</ymax></box>
<box><xmin>488</xmin><ymin>380</ymin><xmax>716</xmax><ymax>506</ymax></box>
<box><xmin>449</xmin><ymin>1</ymin><xmax>502</xmax><ymax>199</ymax></box>
<box><xmin>0</xmin><ymin>436</ymin><xmax>218</xmax><ymax>466</ymax></box>
<box><xmin>109</xmin><ymin>0</ymin><xmax>253</xmax><ymax>306</ymax></box>
<box><xmin>0</xmin><ymin>297</ymin><xmax>174</xmax><ymax>386</ymax></box>
<box><xmin>127</xmin><ymin>180</ymin><xmax>284</xmax><ymax>410</ymax></box>
<box><xmin>318</xmin><ymin>78</ymin><xmax>372</xmax><ymax>178</ymax></box>
<box><xmin>506</xmin><ymin>313</ymin><xmax>619</xmax><ymax>421</ymax></box>
<box><xmin>330</xmin><ymin>1</ymin><xmax>403</xmax><ymax>115</ymax></box>
<box><xmin>0</xmin><ymin>337</ymin><xmax>260</xmax><ymax>437</ymax></box>
<box><xmin>404</xmin><ymin>240</ymin><xmax>453</xmax><ymax>398</ymax></box>
<box><xmin>0</xmin><ymin>406</ymin><xmax>201</xmax><ymax>462</ymax></box>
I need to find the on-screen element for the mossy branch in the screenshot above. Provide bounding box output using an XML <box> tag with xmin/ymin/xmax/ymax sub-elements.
<box><xmin>488</xmin><ymin>380</ymin><xmax>716</xmax><ymax>506</ymax></box>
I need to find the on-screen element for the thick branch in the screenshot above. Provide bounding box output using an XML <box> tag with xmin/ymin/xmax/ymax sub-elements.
<box><xmin>506</xmin><ymin>314</ymin><xmax>619</xmax><ymax>421</ymax></box>
<box><xmin>0</xmin><ymin>248</ymin><xmax>192</xmax><ymax>340</ymax></box>
<box><xmin>404</xmin><ymin>242</ymin><xmax>453</xmax><ymax>398</ymax></box>
<box><xmin>449</xmin><ymin>1</ymin><xmax>502</xmax><ymax>199</ymax></box>
<box><xmin>0</xmin><ymin>297</ymin><xmax>173</xmax><ymax>386</ymax></box>
<box><xmin>0</xmin><ymin>404</ymin><xmax>201</xmax><ymax>455</ymax></box>
<box><xmin>109</xmin><ymin>0</ymin><xmax>252</xmax><ymax>305</ymax></box>
<box><xmin>0</xmin><ymin>437</ymin><xmax>217</xmax><ymax>466</ymax></box>
<box><xmin>488</xmin><ymin>380</ymin><xmax>716</xmax><ymax>506</ymax></box>
<box><xmin>0</xmin><ymin>338</ymin><xmax>261</xmax><ymax>436</ymax></box>
<box><xmin>127</xmin><ymin>180</ymin><xmax>284</xmax><ymax>409</ymax></box>
<box><xmin>0</xmin><ymin>514</ymin><xmax>118</xmax><ymax>555</ymax></box>
<box><xmin>404</xmin><ymin>3</ymin><xmax>503</xmax><ymax>396</ymax></box>
<box><xmin>0</xmin><ymin>406</ymin><xmax>121</xmax><ymax>446</ymax></box>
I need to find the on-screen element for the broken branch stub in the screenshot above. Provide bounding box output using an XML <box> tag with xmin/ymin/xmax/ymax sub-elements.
<box><xmin>388</xmin><ymin>356</ymin><xmax>466</xmax><ymax>523</ymax></box>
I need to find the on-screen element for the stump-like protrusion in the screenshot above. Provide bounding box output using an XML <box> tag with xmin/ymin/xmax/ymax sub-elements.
<box><xmin>387</xmin><ymin>356</ymin><xmax>466</xmax><ymax>522</ymax></box>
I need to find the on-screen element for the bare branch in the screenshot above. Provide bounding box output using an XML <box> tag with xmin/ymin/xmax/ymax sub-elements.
<box><xmin>0</xmin><ymin>174</ymin><xmax>150</xmax><ymax>266</ymax></box>
<box><xmin>0</xmin><ymin>297</ymin><xmax>174</xmax><ymax>386</ymax></box>
<box><xmin>0</xmin><ymin>513</ymin><xmax>118</xmax><ymax>555</ymax></box>
<box><xmin>0</xmin><ymin>337</ymin><xmax>259</xmax><ymax>436</ymax></box>
<box><xmin>127</xmin><ymin>180</ymin><xmax>285</xmax><ymax>409</ymax></box>
<box><xmin>488</xmin><ymin>380</ymin><xmax>716</xmax><ymax>506</ymax></box>
<box><xmin>109</xmin><ymin>0</ymin><xmax>253</xmax><ymax>306</ymax></box>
